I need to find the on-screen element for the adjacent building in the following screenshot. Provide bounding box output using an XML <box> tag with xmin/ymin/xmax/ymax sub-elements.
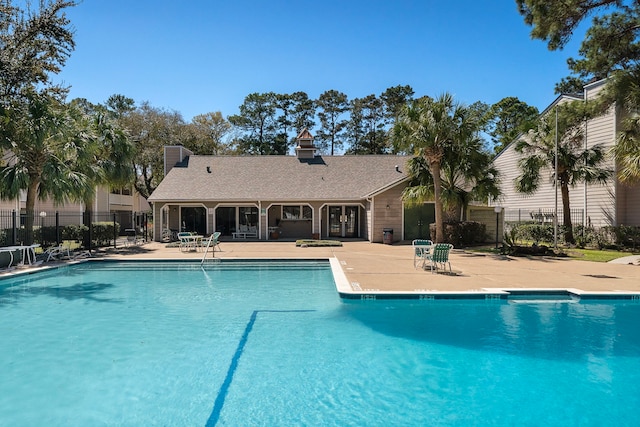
<box><xmin>493</xmin><ymin>79</ymin><xmax>640</xmax><ymax>228</ymax></box>
<box><xmin>148</xmin><ymin>130</ymin><xmax>417</xmax><ymax>243</ymax></box>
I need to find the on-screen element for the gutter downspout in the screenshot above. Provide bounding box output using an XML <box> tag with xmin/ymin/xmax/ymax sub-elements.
<box><xmin>584</xmin><ymin>86</ymin><xmax>588</xmax><ymax>233</ymax></box>
<box><xmin>366</xmin><ymin>196</ymin><xmax>374</xmax><ymax>243</ymax></box>
<box><xmin>258</xmin><ymin>201</ymin><xmax>262</xmax><ymax>240</ymax></box>
<box><xmin>613</xmin><ymin>101</ymin><xmax>619</xmax><ymax>226</ymax></box>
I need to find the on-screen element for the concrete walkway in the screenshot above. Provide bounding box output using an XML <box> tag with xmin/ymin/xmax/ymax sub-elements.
<box><xmin>94</xmin><ymin>240</ymin><xmax>640</xmax><ymax>295</ymax></box>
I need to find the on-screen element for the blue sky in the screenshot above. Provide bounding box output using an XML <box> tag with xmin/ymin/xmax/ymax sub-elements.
<box><xmin>55</xmin><ymin>0</ymin><xmax>586</xmax><ymax>121</ymax></box>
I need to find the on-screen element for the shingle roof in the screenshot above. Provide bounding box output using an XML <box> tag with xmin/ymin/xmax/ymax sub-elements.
<box><xmin>148</xmin><ymin>155</ymin><xmax>411</xmax><ymax>202</ymax></box>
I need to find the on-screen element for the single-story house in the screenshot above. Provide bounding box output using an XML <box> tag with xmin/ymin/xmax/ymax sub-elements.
<box><xmin>493</xmin><ymin>78</ymin><xmax>640</xmax><ymax>228</ymax></box>
<box><xmin>148</xmin><ymin>129</ymin><xmax>423</xmax><ymax>243</ymax></box>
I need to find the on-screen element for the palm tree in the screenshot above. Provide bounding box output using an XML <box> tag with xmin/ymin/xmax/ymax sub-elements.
<box><xmin>393</xmin><ymin>93</ymin><xmax>485</xmax><ymax>242</ymax></box>
<box><xmin>0</xmin><ymin>89</ymin><xmax>93</xmax><ymax>244</ymax></box>
<box><xmin>613</xmin><ymin>118</ymin><xmax>640</xmax><ymax>183</ymax></box>
<box><xmin>602</xmin><ymin>67</ymin><xmax>640</xmax><ymax>183</ymax></box>
<box><xmin>69</xmin><ymin>99</ymin><xmax>135</xmax><ymax>247</ymax></box>
<box><xmin>515</xmin><ymin>103</ymin><xmax>611</xmax><ymax>244</ymax></box>
<box><xmin>403</xmin><ymin>152</ymin><xmax>499</xmax><ymax>223</ymax></box>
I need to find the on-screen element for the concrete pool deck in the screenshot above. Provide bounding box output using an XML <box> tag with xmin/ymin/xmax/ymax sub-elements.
<box><xmin>97</xmin><ymin>240</ymin><xmax>640</xmax><ymax>296</ymax></box>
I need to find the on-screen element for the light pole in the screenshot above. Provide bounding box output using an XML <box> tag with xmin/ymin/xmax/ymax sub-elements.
<box><xmin>39</xmin><ymin>211</ymin><xmax>47</xmax><ymax>257</ymax></box>
<box><xmin>494</xmin><ymin>206</ymin><xmax>502</xmax><ymax>249</ymax></box>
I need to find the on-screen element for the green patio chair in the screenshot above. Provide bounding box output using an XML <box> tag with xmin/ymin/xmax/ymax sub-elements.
<box><xmin>424</xmin><ymin>243</ymin><xmax>453</xmax><ymax>274</ymax></box>
<box><xmin>412</xmin><ymin>239</ymin><xmax>433</xmax><ymax>269</ymax></box>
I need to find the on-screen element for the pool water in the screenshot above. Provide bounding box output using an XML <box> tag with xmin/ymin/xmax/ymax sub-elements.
<box><xmin>1</xmin><ymin>260</ymin><xmax>639</xmax><ymax>426</ymax></box>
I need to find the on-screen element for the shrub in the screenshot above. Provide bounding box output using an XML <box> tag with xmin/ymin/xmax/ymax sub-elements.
<box><xmin>612</xmin><ymin>225</ymin><xmax>640</xmax><ymax>249</ymax></box>
<box><xmin>92</xmin><ymin>221</ymin><xmax>120</xmax><ymax>246</ymax></box>
<box><xmin>295</xmin><ymin>239</ymin><xmax>342</xmax><ymax>247</ymax></box>
<box><xmin>60</xmin><ymin>222</ymin><xmax>120</xmax><ymax>247</ymax></box>
<box><xmin>430</xmin><ymin>221</ymin><xmax>486</xmax><ymax>247</ymax></box>
<box><xmin>61</xmin><ymin>224</ymin><xmax>88</xmax><ymax>242</ymax></box>
<box><xmin>517</xmin><ymin>224</ymin><xmax>554</xmax><ymax>244</ymax></box>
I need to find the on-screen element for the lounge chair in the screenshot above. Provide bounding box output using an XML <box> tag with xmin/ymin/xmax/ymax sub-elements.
<box><xmin>424</xmin><ymin>243</ymin><xmax>453</xmax><ymax>274</ymax></box>
<box><xmin>412</xmin><ymin>239</ymin><xmax>433</xmax><ymax>269</ymax></box>
<box><xmin>71</xmin><ymin>250</ymin><xmax>92</xmax><ymax>260</ymax></box>
<box><xmin>44</xmin><ymin>244</ymin><xmax>70</xmax><ymax>262</ymax></box>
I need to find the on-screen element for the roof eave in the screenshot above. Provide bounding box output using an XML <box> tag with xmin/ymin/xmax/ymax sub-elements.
<box><xmin>365</xmin><ymin>177</ymin><xmax>409</xmax><ymax>198</ymax></box>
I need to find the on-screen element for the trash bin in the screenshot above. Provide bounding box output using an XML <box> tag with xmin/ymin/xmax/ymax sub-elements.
<box><xmin>383</xmin><ymin>228</ymin><xmax>393</xmax><ymax>245</ymax></box>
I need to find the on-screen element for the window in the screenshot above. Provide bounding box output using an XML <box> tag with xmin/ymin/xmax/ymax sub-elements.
<box><xmin>302</xmin><ymin>206</ymin><xmax>312</xmax><ymax>219</ymax></box>
<box><xmin>111</xmin><ymin>186</ymin><xmax>132</xmax><ymax>196</ymax></box>
<box><xmin>239</xmin><ymin>206</ymin><xmax>258</xmax><ymax>226</ymax></box>
<box><xmin>283</xmin><ymin>205</ymin><xmax>312</xmax><ymax>219</ymax></box>
<box><xmin>283</xmin><ymin>206</ymin><xmax>301</xmax><ymax>219</ymax></box>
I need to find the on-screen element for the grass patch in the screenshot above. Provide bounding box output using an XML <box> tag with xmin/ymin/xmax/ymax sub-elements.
<box><xmin>296</xmin><ymin>239</ymin><xmax>342</xmax><ymax>247</ymax></box>
<box><xmin>564</xmin><ymin>248</ymin><xmax>632</xmax><ymax>262</ymax></box>
<box><xmin>468</xmin><ymin>244</ymin><xmax>634</xmax><ymax>262</ymax></box>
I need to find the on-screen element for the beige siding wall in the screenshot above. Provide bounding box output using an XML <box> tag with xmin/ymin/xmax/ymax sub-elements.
<box><xmin>494</xmin><ymin>142</ymin><xmax>557</xmax><ymax>210</ymax></box>
<box><xmin>0</xmin><ymin>199</ymin><xmax>19</xmax><ymax>211</ymax></box>
<box><xmin>0</xmin><ymin>197</ymin><xmax>83</xmax><ymax>214</ymax></box>
<box><xmin>362</xmin><ymin>199</ymin><xmax>371</xmax><ymax>240</ymax></box>
<box><xmin>164</xmin><ymin>146</ymin><xmax>193</xmax><ymax>176</ymax></box>
<box><xmin>468</xmin><ymin>206</ymin><xmax>503</xmax><ymax>243</ymax></box>
<box><xmin>617</xmin><ymin>183</ymin><xmax>640</xmax><ymax>226</ymax></box>
<box><xmin>495</xmin><ymin>83</ymin><xmax>620</xmax><ymax>227</ymax></box>
<box><xmin>371</xmin><ymin>183</ymin><xmax>405</xmax><ymax>243</ymax></box>
<box><xmin>583</xmin><ymin>81</ymin><xmax>617</xmax><ymax>226</ymax></box>
<box><xmin>134</xmin><ymin>194</ymin><xmax>151</xmax><ymax>212</ymax></box>
<box><xmin>95</xmin><ymin>187</ymin><xmax>111</xmax><ymax>212</ymax></box>
<box><xmin>1</xmin><ymin>187</ymin><xmax>145</xmax><ymax>215</ymax></box>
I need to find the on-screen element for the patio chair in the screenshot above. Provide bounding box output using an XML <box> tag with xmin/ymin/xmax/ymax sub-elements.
<box><xmin>124</xmin><ymin>228</ymin><xmax>138</xmax><ymax>247</ymax></box>
<box><xmin>177</xmin><ymin>232</ymin><xmax>194</xmax><ymax>252</ymax></box>
<box><xmin>412</xmin><ymin>239</ymin><xmax>433</xmax><ymax>269</ymax></box>
<box><xmin>424</xmin><ymin>243</ymin><xmax>453</xmax><ymax>274</ymax></box>
<box><xmin>211</xmin><ymin>231</ymin><xmax>221</xmax><ymax>252</ymax></box>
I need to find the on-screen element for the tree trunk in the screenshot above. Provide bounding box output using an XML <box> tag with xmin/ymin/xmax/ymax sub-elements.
<box><xmin>430</xmin><ymin>160</ymin><xmax>445</xmax><ymax>243</ymax></box>
<box><xmin>24</xmin><ymin>179</ymin><xmax>40</xmax><ymax>245</ymax></box>
<box><xmin>560</xmin><ymin>182</ymin><xmax>575</xmax><ymax>244</ymax></box>
<box><xmin>83</xmin><ymin>197</ymin><xmax>93</xmax><ymax>250</ymax></box>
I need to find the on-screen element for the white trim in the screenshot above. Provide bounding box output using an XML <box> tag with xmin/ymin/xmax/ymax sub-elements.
<box><xmin>365</xmin><ymin>177</ymin><xmax>409</xmax><ymax>198</ymax></box>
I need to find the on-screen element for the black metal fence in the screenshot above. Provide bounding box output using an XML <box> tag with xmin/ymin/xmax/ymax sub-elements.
<box><xmin>0</xmin><ymin>210</ymin><xmax>149</xmax><ymax>250</ymax></box>
<box><xmin>504</xmin><ymin>208</ymin><xmax>584</xmax><ymax>228</ymax></box>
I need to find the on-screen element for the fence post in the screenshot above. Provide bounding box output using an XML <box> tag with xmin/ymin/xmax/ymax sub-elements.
<box><xmin>88</xmin><ymin>213</ymin><xmax>93</xmax><ymax>253</ymax></box>
<box><xmin>113</xmin><ymin>213</ymin><xmax>117</xmax><ymax>248</ymax></box>
<box><xmin>143</xmin><ymin>213</ymin><xmax>148</xmax><ymax>242</ymax></box>
<box><xmin>11</xmin><ymin>210</ymin><xmax>17</xmax><ymax>246</ymax></box>
<box><xmin>55</xmin><ymin>211</ymin><xmax>60</xmax><ymax>245</ymax></box>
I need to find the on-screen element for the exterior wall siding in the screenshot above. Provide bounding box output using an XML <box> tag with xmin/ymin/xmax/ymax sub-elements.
<box><xmin>468</xmin><ymin>206</ymin><xmax>503</xmax><ymax>243</ymax></box>
<box><xmin>371</xmin><ymin>183</ymin><xmax>406</xmax><ymax>243</ymax></box>
<box><xmin>362</xmin><ymin>199</ymin><xmax>371</xmax><ymax>241</ymax></box>
<box><xmin>163</xmin><ymin>146</ymin><xmax>193</xmax><ymax>176</ymax></box>
<box><xmin>494</xmin><ymin>82</ymin><xmax>622</xmax><ymax>228</ymax></box>
<box><xmin>583</xmin><ymin>80</ymin><xmax>618</xmax><ymax>226</ymax></box>
<box><xmin>617</xmin><ymin>183</ymin><xmax>640</xmax><ymax>226</ymax></box>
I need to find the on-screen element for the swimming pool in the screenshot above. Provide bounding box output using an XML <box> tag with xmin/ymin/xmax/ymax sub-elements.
<box><xmin>1</xmin><ymin>260</ymin><xmax>639</xmax><ymax>426</ymax></box>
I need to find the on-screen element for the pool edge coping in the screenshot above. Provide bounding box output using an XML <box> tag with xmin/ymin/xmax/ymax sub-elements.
<box><xmin>2</xmin><ymin>257</ymin><xmax>640</xmax><ymax>301</ymax></box>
